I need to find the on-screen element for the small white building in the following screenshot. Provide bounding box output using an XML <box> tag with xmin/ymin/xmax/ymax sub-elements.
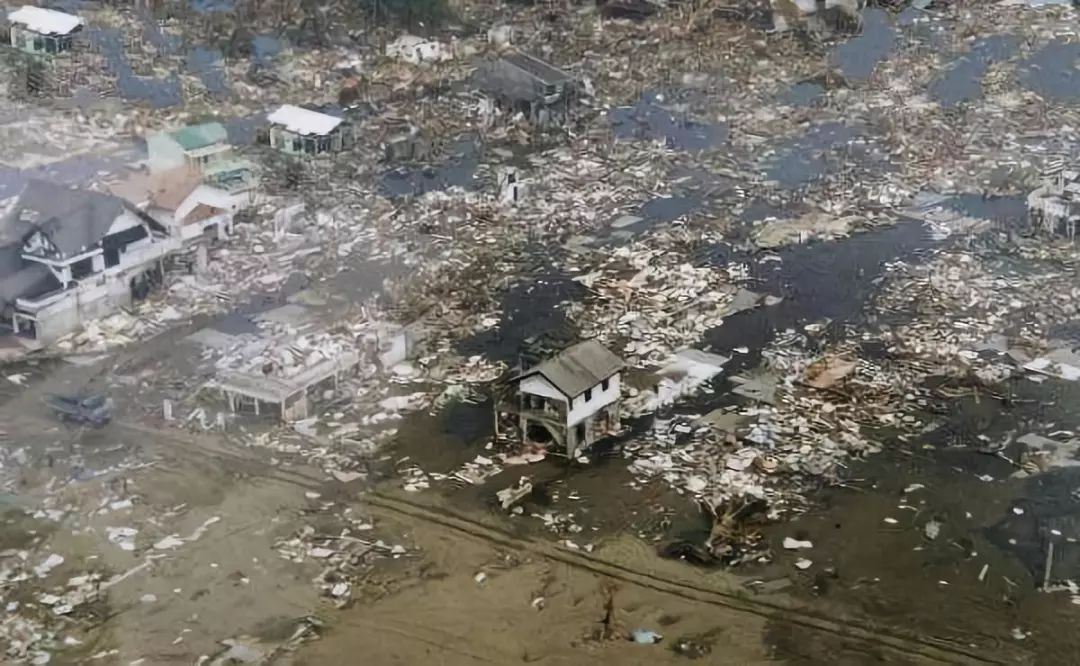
<box><xmin>266</xmin><ymin>105</ymin><xmax>350</xmax><ymax>157</ymax></box>
<box><xmin>7</xmin><ymin>5</ymin><xmax>83</xmax><ymax>55</ymax></box>
<box><xmin>512</xmin><ymin>340</ymin><xmax>624</xmax><ymax>459</ymax></box>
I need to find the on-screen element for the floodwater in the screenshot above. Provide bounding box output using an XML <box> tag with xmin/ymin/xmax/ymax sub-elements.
<box><xmin>85</xmin><ymin>27</ymin><xmax>183</xmax><ymax>108</ymax></box>
<box><xmin>1019</xmin><ymin>41</ymin><xmax>1080</xmax><ymax>103</ymax></box>
<box><xmin>253</xmin><ymin>35</ymin><xmax>284</xmax><ymax>65</ymax></box>
<box><xmin>639</xmin><ymin>194</ymin><xmax>701</xmax><ymax>223</ymax></box>
<box><xmin>828</xmin><ymin>8</ymin><xmax>896</xmax><ymax>83</ymax></box>
<box><xmin>705</xmin><ymin>220</ymin><xmax>935</xmax><ymax>367</ymax></box>
<box><xmin>458</xmin><ymin>269</ymin><xmax>585</xmax><ymax>362</ymax></box>
<box><xmin>943</xmin><ymin>193</ymin><xmax>1028</xmax><ymax>223</ymax></box>
<box><xmin>380</xmin><ymin>138</ymin><xmax>479</xmax><ymax>198</ymax></box>
<box><xmin>930</xmin><ymin>35</ymin><xmax>1017</xmax><ymax>108</ymax></box>
<box><xmin>765</xmin><ymin>122</ymin><xmax>891</xmax><ymax>188</ymax></box>
<box><xmin>608</xmin><ymin>91</ymin><xmax>729</xmax><ymax>152</ymax></box>
<box><xmin>780</xmin><ymin>81</ymin><xmax>824</xmax><ymax>108</ymax></box>
<box><xmin>188</xmin><ymin>47</ymin><xmax>229</xmax><ymax>95</ymax></box>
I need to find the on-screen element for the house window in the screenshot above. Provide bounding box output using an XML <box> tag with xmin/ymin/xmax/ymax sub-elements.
<box><xmin>584</xmin><ymin>388</ymin><xmax>592</xmax><ymax>402</ymax></box>
<box><xmin>71</xmin><ymin>257</ymin><xmax>94</xmax><ymax>280</ymax></box>
<box><xmin>601</xmin><ymin>378</ymin><xmax>610</xmax><ymax>391</ymax></box>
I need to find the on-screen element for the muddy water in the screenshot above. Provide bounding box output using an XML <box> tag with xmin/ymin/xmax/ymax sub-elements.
<box><xmin>379</xmin><ymin>137</ymin><xmax>480</xmax><ymax>198</ymax></box>
<box><xmin>706</xmin><ymin>220</ymin><xmax>935</xmax><ymax>367</ymax></box>
<box><xmin>779</xmin><ymin>82</ymin><xmax>824</xmax><ymax>108</ymax></box>
<box><xmin>1019</xmin><ymin>41</ymin><xmax>1080</xmax><ymax>103</ymax></box>
<box><xmin>764</xmin><ymin>122</ymin><xmax>892</xmax><ymax>188</ymax></box>
<box><xmin>930</xmin><ymin>35</ymin><xmax>1017</xmax><ymax>109</ymax></box>
<box><xmin>829</xmin><ymin>8</ymin><xmax>896</xmax><ymax>84</ymax></box>
<box><xmin>608</xmin><ymin>91</ymin><xmax>729</xmax><ymax>152</ymax></box>
<box><xmin>458</xmin><ymin>270</ymin><xmax>585</xmax><ymax>363</ymax></box>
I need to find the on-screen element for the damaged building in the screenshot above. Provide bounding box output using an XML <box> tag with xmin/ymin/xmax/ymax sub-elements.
<box><xmin>265</xmin><ymin>104</ymin><xmax>352</xmax><ymax>157</ymax></box>
<box><xmin>506</xmin><ymin>340</ymin><xmax>624</xmax><ymax>459</ymax></box>
<box><xmin>770</xmin><ymin>0</ymin><xmax>864</xmax><ymax>36</ymax></box>
<box><xmin>1028</xmin><ymin>159</ymin><xmax>1080</xmax><ymax>239</ymax></box>
<box><xmin>0</xmin><ymin>181</ymin><xmax>176</xmax><ymax>344</ymax></box>
<box><xmin>476</xmin><ymin>51</ymin><xmax>578</xmax><ymax>127</ymax></box>
<box><xmin>110</xmin><ymin>122</ymin><xmax>258</xmax><ymax>244</ymax></box>
<box><xmin>6</xmin><ymin>5</ymin><xmax>83</xmax><ymax>56</ymax></box>
<box><xmin>147</xmin><ymin>122</ymin><xmax>258</xmax><ymax>193</ymax></box>
<box><xmin>3</xmin><ymin>5</ymin><xmax>89</xmax><ymax>97</ymax></box>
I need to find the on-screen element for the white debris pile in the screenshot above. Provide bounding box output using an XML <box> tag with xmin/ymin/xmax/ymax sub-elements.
<box><xmin>874</xmin><ymin>248</ymin><xmax>1080</xmax><ymax>379</ymax></box>
<box><xmin>272</xmin><ymin>508</ymin><xmax>408</xmax><ymax>605</ymax></box>
<box><xmin>566</xmin><ymin>247</ymin><xmax>756</xmax><ymax>365</ymax></box>
<box><xmin>212</xmin><ymin>327</ymin><xmax>358</xmax><ymax>380</ymax></box>
<box><xmin>0</xmin><ymin>549</ymin><xmax>110</xmax><ymax>662</ymax></box>
<box><xmin>624</xmin><ymin>336</ymin><xmax>934</xmax><ymax>520</ymax></box>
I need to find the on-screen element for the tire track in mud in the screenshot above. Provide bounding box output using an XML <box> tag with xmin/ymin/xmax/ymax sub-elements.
<box><xmin>109</xmin><ymin>421</ymin><xmax>328</xmax><ymax>492</ymax></box>
<box><xmin>367</xmin><ymin>493</ymin><xmax>1022</xmax><ymax>666</ymax></box>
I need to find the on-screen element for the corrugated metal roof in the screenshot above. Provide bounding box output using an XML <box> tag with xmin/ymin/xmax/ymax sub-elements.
<box><xmin>7</xmin><ymin>6</ymin><xmax>83</xmax><ymax>36</ymax></box>
<box><xmin>169</xmin><ymin>122</ymin><xmax>228</xmax><ymax>151</ymax></box>
<box><xmin>267</xmin><ymin>105</ymin><xmax>343</xmax><ymax>136</ymax></box>
<box><xmin>521</xmin><ymin>340</ymin><xmax>623</xmax><ymax>398</ymax></box>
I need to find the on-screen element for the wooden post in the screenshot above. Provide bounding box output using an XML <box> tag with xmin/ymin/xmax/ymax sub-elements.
<box><xmin>1043</xmin><ymin>540</ymin><xmax>1055</xmax><ymax>590</ymax></box>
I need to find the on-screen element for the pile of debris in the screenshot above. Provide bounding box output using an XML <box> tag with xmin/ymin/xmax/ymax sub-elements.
<box><xmin>272</xmin><ymin>506</ymin><xmax>409</xmax><ymax>606</ymax></box>
<box><xmin>567</xmin><ymin>247</ymin><xmax>759</xmax><ymax>365</ymax></box>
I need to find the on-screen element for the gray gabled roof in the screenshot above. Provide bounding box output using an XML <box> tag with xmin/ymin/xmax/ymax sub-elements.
<box><xmin>3</xmin><ymin>180</ymin><xmax>129</xmax><ymax>259</ymax></box>
<box><xmin>501</xmin><ymin>52</ymin><xmax>573</xmax><ymax>85</ymax></box>
<box><xmin>520</xmin><ymin>340</ymin><xmax>623</xmax><ymax>398</ymax></box>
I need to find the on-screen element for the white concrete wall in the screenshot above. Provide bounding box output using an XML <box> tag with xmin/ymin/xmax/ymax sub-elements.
<box><xmin>147</xmin><ymin>133</ymin><xmax>186</xmax><ymax>174</ymax></box>
<box><xmin>175</xmin><ymin>185</ymin><xmax>248</xmax><ymax>222</ymax></box>
<box><xmin>17</xmin><ymin>235</ymin><xmax>178</xmax><ymax>344</ymax></box>
<box><xmin>520</xmin><ymin>372</ymin><xmax>621</xmax><ymax>426</ymax></box>
<box><xmin>567</xmin><ymin>373</ymin><xmax>620</xmax><ymax>426</ymax></box>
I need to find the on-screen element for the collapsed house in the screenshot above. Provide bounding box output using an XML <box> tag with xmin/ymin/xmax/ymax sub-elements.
<box><xmin>505</xmin><ymin>340</ymin><xmax>624</xmax><ymax>459</ymax></box>
<box><xmin>0</xmin><ymin>181</ymin><xmax>176</xmax><ymax>344</ymax></box>
<box><xmin>265</xmin><ymin>105</ymin><xmax>351</xmax><ymax>157</ymax></box>
<box><xmin>1028</xmin><ymin>159</ymin><xmax>1080</xmax><ymax>239</ymax></box>
<box><xmin>476</xmin><ymin>51</ymin><xmax>578</xmax><ymax>126</ymax></box>
<box><xmin>206</xmin><ymin>329</ymin><xmax>361</xmax><ymax>421</ymax></box>
<box><xmin>6</xmin><ymin>6</ymin><xmax>83</xmax><ymax>56</ymax></box>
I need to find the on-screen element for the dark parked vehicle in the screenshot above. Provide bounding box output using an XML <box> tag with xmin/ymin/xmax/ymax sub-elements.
<box><xmin>44</xmin><ymin>394</ymin><xmax>113</xmax><ymax>427</ymax></box>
